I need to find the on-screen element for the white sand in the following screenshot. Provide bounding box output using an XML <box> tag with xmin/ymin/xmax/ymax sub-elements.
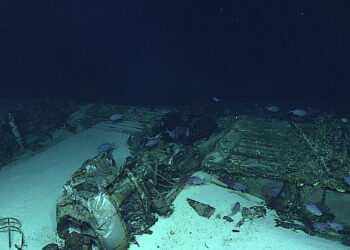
<box><xmin>130</xmin><ymin>172</ymin><xmax>348</xmax><ymax>250</ymax></box>
<box><xmin>0</xmin><ymin>123</ymin><xmax>347</xmax><ymax>249</ymax></box>
<box><xmin>0</xmin><ymin>126</ymin><xmax>130</xmax><ymax>249</ymax></box>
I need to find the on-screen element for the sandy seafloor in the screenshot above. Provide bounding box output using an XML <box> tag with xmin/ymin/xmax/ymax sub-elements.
<box><xmin>0</xmin><ymin>120</ymin><xmax>348</xmax><ymax>250</ymax></box>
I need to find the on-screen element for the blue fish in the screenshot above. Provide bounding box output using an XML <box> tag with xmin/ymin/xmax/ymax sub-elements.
<box><xmin>231</xmin><ymin>202</ymin><xmax>240</xmax><ymax>216</ymax></box>
<box><xmin>304</xmin><ymin>203</ymin><xmax>322</xmax><ymax>216</ymax></box>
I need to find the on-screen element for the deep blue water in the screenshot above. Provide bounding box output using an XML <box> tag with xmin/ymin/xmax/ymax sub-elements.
<box><xmin>0</xmin><ymin>0</ymin><xmax>349</xmax><ymax>107</ymax></box>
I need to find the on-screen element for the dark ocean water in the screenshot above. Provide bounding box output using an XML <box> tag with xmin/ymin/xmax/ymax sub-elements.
<box><xmin>0</xmin><ymin>0</ymin><xmax>349</xmax><ymax>108</ymax></box>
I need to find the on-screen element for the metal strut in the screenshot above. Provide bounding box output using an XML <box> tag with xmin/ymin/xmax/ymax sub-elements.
<box><xmin>0</xmin><ymin>217</ymin><xmax>25</xmax><ymax>250</ymax></box>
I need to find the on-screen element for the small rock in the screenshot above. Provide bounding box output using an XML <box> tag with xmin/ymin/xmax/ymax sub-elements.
<box><xmin>223</xmin><ymin>216</ymin><xmax>233</xmax><ymax>222</ymax></box>
<box><xmin>187</xmin><ymin>198</ymin><xmax>215</xmax><ymax>218</ymax></box>
<box><xmin>42</xmin><ymin>243</ymin><xmax>60</xmax><ymax>250</ymax></box>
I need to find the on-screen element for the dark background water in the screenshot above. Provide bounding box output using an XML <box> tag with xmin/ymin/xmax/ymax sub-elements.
<box><xmin>1</xmin><ymin>0</ymin><xmax>349</xmax><ymax>108</ymax></box>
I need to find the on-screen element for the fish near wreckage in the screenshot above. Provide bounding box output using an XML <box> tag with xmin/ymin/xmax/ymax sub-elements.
<box><xmin>187</xmin><ymin>176</ymin><xmax>206</xmax><ymax>185</ymax></box>
<box><xmin>265</xmin><ymin>105</ymin><xmax>279</xmax><ymax>112</ymax></box>
<box><xmin>289</xmin><ymin>109</ymin><xmax>307</xmax><ymax>117</ymax></box>
<box><xmin>303</xmin><ymin>203</ymin><xmax>322</xmax><ymax>216</ymax></box>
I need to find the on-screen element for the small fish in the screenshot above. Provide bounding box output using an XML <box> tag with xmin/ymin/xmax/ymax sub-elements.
<box><xmin>212</xmin><ymin>97</ymin><xmax>222</xmax><ymax>102</ymax></box>
<box><xmin>187</xmin><ymin>176</ymin><xmax>205</xmax><ymax>185</ymax></box>
<box><xmin>304</xmin><ymin>203</ymin><xmax>322</xmax><ymax>216</ymax></box>
<box><xmin>230</xmin><ymin>182</ymin><xmax>248</xmax><ymax>192</ymax></box>
<box><xmin>327</xmin><ymin>220</ymin><xmax>343</xmax><ymax>231</ymax></box>
<box><xmin>342</xmin><ymin>174</ymin><xmax>350</xmax><ymax>185</ymax></box>
<box><xmin>265</xmin><ymin>105</ymin><xmax>279</xmax><ymax>112</ymax></box>
<box><xmin>261</xmin><ymin>185</ymin><xmax>286</xmax><ymax>198</ymax></box>
<box><xmin>313</xmin><ymin>222</ymin><xmax>331</xmax><ymax>233</ymax></box>
<box><xmin>341</xmin><ymin>118</ymin><xmax>348</xmax><ymax>123</ymax></box>
<box><xmin>165</xmin><ymin>128</ymin><xmax>177</xmax><ymax>138</ymax></box>
<box><xmin>145</xmin><ymin>138</ymin><xmax>159</xmax><ymax>147</ymax></box>
<box><xmin>289</xmin><ymin>109</ymin><xmax>307</xmax><ymax>117</ymax></box>
<box><xmin>231</xmin><ymin>202</ymin><xmax>240</xmax><ymax>216</ymax></box>
<box><xmin>154</xmin><ymin>116</ymin><xmax>163</xmax><ymax>121</ymax></box>
<box><xmin>220</xmin><ymin>178</ymin><xmax>248</xmax><ymax>192</ymax></box>
<box><xmin>110</xmin><ymin>113</ymin><xmax>123</xmax><ymax>121</ymax></box>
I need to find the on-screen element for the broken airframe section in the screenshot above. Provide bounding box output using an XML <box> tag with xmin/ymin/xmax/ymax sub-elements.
<box><xmin>51</xmin><ymin>104</ymin><xmax>350</xmax><ymax>249</ymax></box>
<box><xmin>201</xmin><ymin>115</ymin><xmax>350</xmax><ymax>191</ymax></box>
<box><xmin>3</xmin><ymin>100</ymin><xmax>349</xmax><ymax>248</ymax></box>
<box><xmin>0</xmin><ymin>100</ymin><xmax>172</xmax><ymax>170</ymax></box>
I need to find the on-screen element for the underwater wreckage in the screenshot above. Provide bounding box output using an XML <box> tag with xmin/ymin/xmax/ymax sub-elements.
<box><xmin>1</xmin><ymin>99</ymin><xmax>350</xmax><ymax>249</ymax></box>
